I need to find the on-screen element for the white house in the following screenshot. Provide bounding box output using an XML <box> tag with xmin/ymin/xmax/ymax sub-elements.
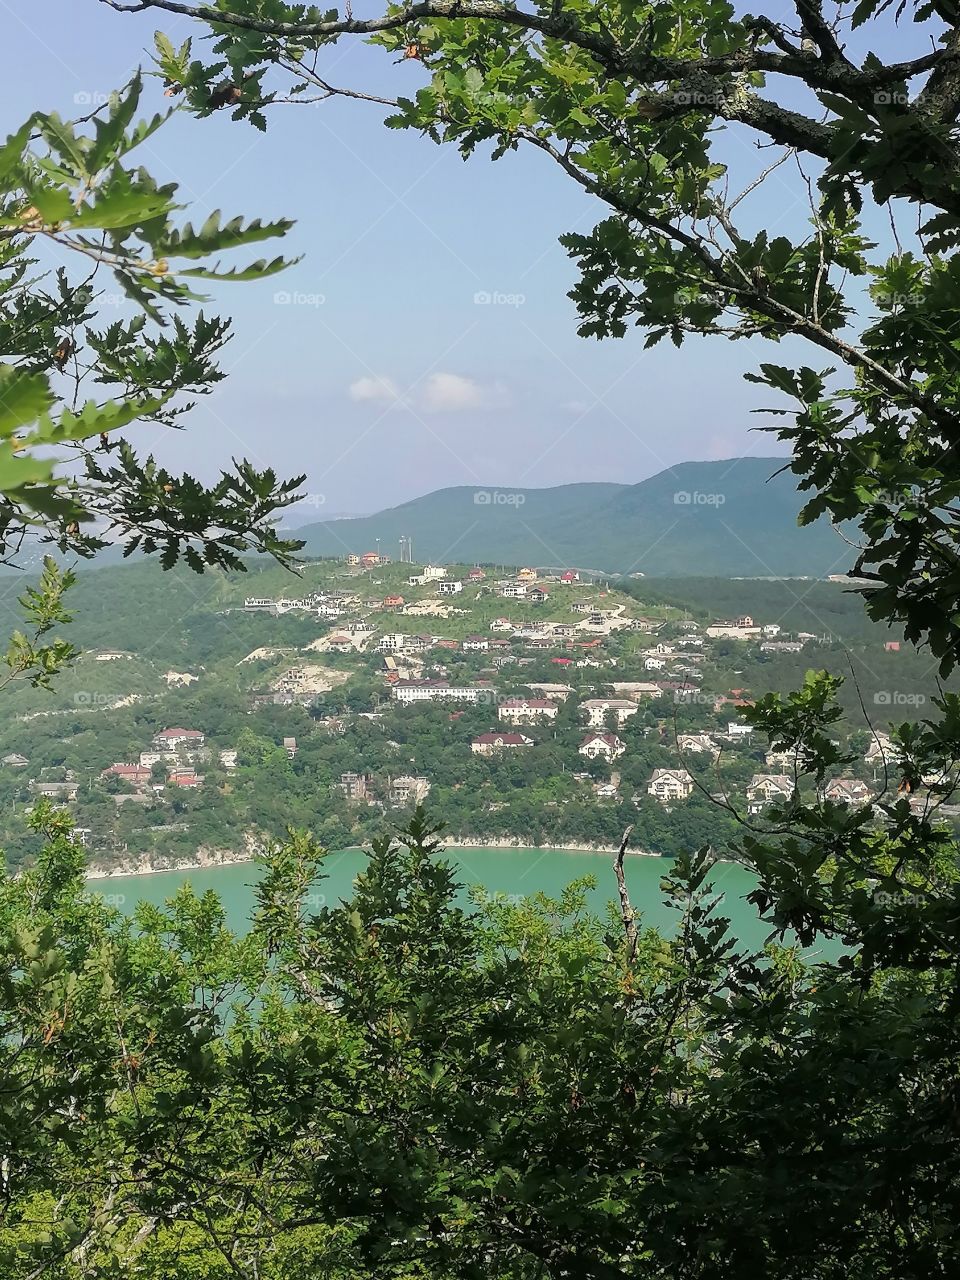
<box><xmin>746</xmin><ymin>773</ymin><xmax>795</xmax><ymax>814</ymax></box>
<box><xmin>499</xmin><ymin>698</ymin><xmax>559</xmax><ymax>724</ymax></box>
<box><xmin>643</xmin><ymin>656</ymin><xmax>667</xmax><ymax>671</ymax></box>
<box><xmin>865</xmin><ymin>733</ymin><xmax>896</xmax><ymax>768</ymax></box>
<box><xmin>392</xmin><ymin>681</ymin><xmax>488</xmax><ymax>705</ymax></box>
<box><xmin>501</xmin><ymin>584</ymin><xmax>528</xmax><ymax>599</ymax></box>
<box><xmin>152</xmin><ymin>727</ymin><xmax>205</xmax><ymax>749</ymax></box>
<box><xmin>706</xmin><ymin>620</ymin><xmax>762</xmax><ymax>639</ymax></box>
<box><xmin>471</xmin><ymin>732</ymin><xmax>534</xmax><ymax>755</ymax></box>
<box><xmin>462</xmin><ymin>635</ymin><xmax>489</xmax><ymax>652</ymax></box>
<box><xmin>580</xmin><ymin>698</ymin><xmax>639</xmax><ymax>728</ymax></box>
<box><xmin>677</xmin><ymin>733</ymin><xmax>719</xmax><ymax>758</ymax></box>
<box><xmin>647</xmin><ymin>768</ymin><xmax>694</xmax><ymax>803</ymax></box>
<box><xmin>726</xmin><ymin>721</ymin><xmax>755</xmax><ymax>742</ymax></box>
<box><xmin>438</xmin><ymin>579</ymin><xmax>463</xmax><ymax>595</ymax></box>
<box><xmin>377</xmin><ymin>633</ymin><xmax>410</xmax><ymax>653</ymax></box>
<box><xmin>578</xmin><ymin>732</ymin><xmax>625</xmax><ymax>761</ymax></box>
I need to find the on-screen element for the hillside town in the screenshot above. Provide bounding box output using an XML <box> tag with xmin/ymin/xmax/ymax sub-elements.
<box><xmin>0</xmin><ymin>554</ymin><xmax>949</xmax><ymax>870</ymax></box>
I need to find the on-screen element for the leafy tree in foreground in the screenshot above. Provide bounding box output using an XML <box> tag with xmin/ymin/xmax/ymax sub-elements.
<box><xmin>0</xmin><ymin>3</ymin><xmax>951</xmax><ymax>1275</ymax></box>
<box><xmin>0</xmin><ymin>74</ymin><xmax>303</xmax><ymax>576</ymax></box>
<box><xmin>1</xmin><ymin>782</ymin><xmax>958</xmax><ymax>1280</ymax></box>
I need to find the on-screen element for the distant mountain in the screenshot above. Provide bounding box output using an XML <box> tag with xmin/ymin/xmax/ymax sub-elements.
<box><xmin>297</xmin><ymin>458</ymin><xmax>854</xmax><ymax>578</ymax></box>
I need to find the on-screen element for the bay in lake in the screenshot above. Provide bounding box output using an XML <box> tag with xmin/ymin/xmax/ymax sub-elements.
<box><xmin>95</xmin><ymin>846</ymin><xmax>778</xmax><ymax>949</ymax></box>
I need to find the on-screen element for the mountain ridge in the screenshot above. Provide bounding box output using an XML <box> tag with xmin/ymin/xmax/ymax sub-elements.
<box><xmin>297</xmin><ymin>457</ymin><xmax>853</xmax><ymax>578</ymax></box>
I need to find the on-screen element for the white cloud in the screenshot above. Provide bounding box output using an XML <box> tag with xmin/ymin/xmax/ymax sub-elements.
<box><xmin>349</xmin><ymin>375</ymin><xmax>400</xmax><ymax>403</ymax></box>
<box><xmin>420</xmin><ymin>372</ymin><xmax>508</xmax><ymax>413</ymax></box>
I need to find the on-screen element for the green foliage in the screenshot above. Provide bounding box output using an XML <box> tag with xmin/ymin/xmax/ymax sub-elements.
<box><xmin>0</xmin><ymin>75</ymin><xmax>304</xmax><ymax>572</ymax></box>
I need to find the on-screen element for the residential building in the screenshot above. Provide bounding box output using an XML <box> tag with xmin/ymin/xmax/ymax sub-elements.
<box><xmin>407</xmin><ymin>565</ymin><xmax>446</xmax><ymax>586</ymax></box>
<box><xmin>468</xmin><ymin>567</ymin><xmax>485</xmax><ymax>581</ymax></box>
<box><xmin>865</xmin><ymin>732</ymin><xmax>896</xmax><ymax>768</ymax></box>
<box><xmin>139</xmin><ymin>750</ymin><xmax>179</xmax><ymax>769</ymax></box>
<box><xmin>501</xmin><ymin>584</ymin><xmax>528</xmax><ymax>599</ymax></box>
<box><xmin>822</xmin><ymin>778</ymin><xmax>873</xmax><ymax>806</ymax></box>
<box><xmin>578</xmin><ymin>732</ymin><xmax>625</xmax><ymax>761</ymax></box>
<box><xmin>677</xmin><ymin>733</ymin><xmax>719</xmax><ymax>757</ymax></box>
<box><xmin>219</xmin><ymin>749</ymin><xmax>238</xmax><ymax>769</ymax></box>
<box><xmin>609</xmin><ymin>681</ymin><xmax>663</xmax><ymax>699</ymax></box>
<box><xmin>283</xmin><ymin>737</ymin><xmax>298</xmax><ymax>758</ymax></box>
<box><xmin>101</xmin><ymin>763</ymin><xmax>151</xmax><ymax>789</ymax></box>
<box><xmin>580</xmin><ymin>698</ymin><xmax>639</xmax><ymax>728</ymax></box>
<box><xmin>377</xmin><ymin>633</ymin><xmax>411</xmax><ymax>653</ymax></box>
<box><xmin>529</xmin><ymin>587</ymin><xmax>549</xmax><ymax>604</ymax></box>
<box><xmin>388</xmin><ymin>776</ymin><xmax>431</xmax><ymax>806</ymax></box>
<box><xmin>706</xmin><ymin>620</ymin><xmax>762</xmax><ymax>639</ymax></box>
<box><xmin>383</xmin><ymin>594</ymin><xmax>404</xmax><ymax>608</ymax></box>
<box><xmin>462</xmin><ymin>635</ymin><xmax>489</xmax><ymax>652</ymax></box>
<box><xmin>1</xmin><ymin>753</ymin><xmax>28</xmax><ymax>768</ymax></box>
<box><xmin>499</xmin><ymin>698</ymin><xmax>559</xmax><ymax>724</ymax></box>
<box><xmin>525</xmin><ymin>682</ymin><xmax>575</xmax><ymax>700</ymax></box>
<box><xmin>516</xmin><ymin>567</ymin><xmax>538</xmax><ymax>582</ymax></box>
<box><xmin>560</xmin><ymin>570</ymin><xmax>579</xmax><ymax>583</ymax></box>
<box><xmin>339</xmin><ymin>772</ymin><xmax>372</xmax><ymax>800</ymax></box>
<box><xmin>392</xmin><ymin>680</ymin><xmax>489</xmax><ymax>705</ymax></box>
<box><xmin>438</xmin><ymin>579</ymin><xmax>463</xmax><ymax>595</ymax></box>
<box><xmin>746</xmin><ymin>773</ymin><xmax>795</xmax><ymax>814</ymax></box>
<box><xmin>643</xmin><ymin>656</ymin><xmax>667</xmax><ymax>671</ymax></box>
<box><xmin>647</xmin><ymin>768</ymin><xmax>694</xmax><ymax>803</ymax></box>
<box><xmin>726</xmin><ymin>721</ymin><xmax>755</xmax><ymax>742</ymax></box>
<box><xmin>471</xmin><ymin>732</ymin><xmax>534</xmax><ymax>755</ymax></box>
<box><xmin>594</xmin><ymin>782</ymin><xmax>619</xmax><ymax>798</ymax></box>
<box><xmin>168</xmin><ymin>768</ymin><xmax>204</xmax><ymax>788</ymax></box>
<box><xmin>760</xmin><ymin>640</ymin><xmax>805</xmax><ymax>653</ymax></box>
<box><xmin>152</xmin><ymin>727</ymin><xmax>205</xmax><ymax>749</ymax></box>
<box><xmin>244</xmin><ymin>597</ymin><xmax>274</xmax><ymax>611</ymax></box>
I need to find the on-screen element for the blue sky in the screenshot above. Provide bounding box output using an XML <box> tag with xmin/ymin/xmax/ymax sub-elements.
<box><xmin>1</xmin><ymin>1</ymin><xmax>926</xmax><ymax>514</ymax></box>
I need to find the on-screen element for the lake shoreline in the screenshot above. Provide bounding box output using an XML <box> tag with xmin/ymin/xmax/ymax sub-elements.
<box><xmin>84</xmin><ymin>836</ymin><xmax>661</xmax><ymax>881</ymax></box>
